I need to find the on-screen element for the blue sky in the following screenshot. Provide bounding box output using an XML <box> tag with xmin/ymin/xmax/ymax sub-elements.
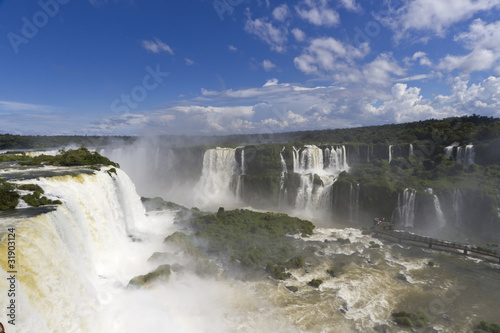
<box><xmin>1</xmin><ymin>0</ymin><xmax>500</xmax><ymax>136</ymax></box>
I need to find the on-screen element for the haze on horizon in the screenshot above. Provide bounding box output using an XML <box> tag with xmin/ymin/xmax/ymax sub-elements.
<box><xmin>1</xmin><ymin>0</ymin><xmax>500</xmax><ymax>136</ymax></box>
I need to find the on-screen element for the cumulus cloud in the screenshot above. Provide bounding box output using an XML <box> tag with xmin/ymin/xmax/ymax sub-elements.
<box><xmin>86</xmin><ymin>75</ymin><xmax>500</xmax><ymax>136</ymax></box>
<box><xmin>295</xmin><ymin>0</ymin><xmax>340</xmax><ymax>27</ymax></box>
<box><xmin>339</xmin><ymin>0</ymin><xmax>360</xmax><ymax>12</ymax></box>
<box><xmin>141</xmin><ymin>38</ymin><xmax>174</xmax><ymax>55</ymax></box>
<box><xmin>244</xmin><ymin>17</ymin><xmax>288</xmax><ymax>52</ymax></box>
<box><xmin>292</xmin><ymin>28</ymin><xmax>306</xmax><ymax>42</ymax></box>
<box><xmin>294</xmin><ymin>37</ymin><xmax>369</xmax><ymax>82</ymax></box>
<box><xmin>228</xmin><ymin>45</ymin><xmax>238</xmax><ymax>52</ymax></box>
<box><xmin>272</xmin><ymin>4</ymin><xmax>290</xmax><ymax>21</ymax></box>
<box><xmin>368</xmin><ymin>83</ymin><xmax>447</xmax><ymax>123</ymax></box>
<box><xmin>363</xmin><ymin>53</ymin><xmax>406</xmax><ymax>86</ymax></box>
<box><xmin>378</xmin><ymin>0</ymin><xmax>500</xmax><ymax>39</ymax></box>
<box><xmin>262</xmin><ymin>60</ymin><xmax>276</xmax><ymax>71</ymax></box>
<box><xmin>434</xmin><ymin>76</ymin><xmax>500</xmax><ymax>116</ymax></box>
<box><xmin>437</xmin><ymin>19</ymin><xmax>500</xmax><ymax>73</ymax></box>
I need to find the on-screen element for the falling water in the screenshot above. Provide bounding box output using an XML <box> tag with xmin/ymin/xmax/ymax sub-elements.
<box><xmin>388</xmin><ymin>145</ymin><xmax>393</xmax><ymax>163</ymax></box>
<box><xmin>293</xmin><ymin>145</ymin><xmax>348</xmax><ymax>212</ymax></box>
<box><xmin>453</xmin><ymin>189</ymin><xmax>463</xmax><ymax>227</ymax></box>
<box><xmin>409</xmin><ymin>144</ymin><xmax>414</xmax><ymax>156</ymax></box>
<box><xmin>426</xmin><ymin>188</ymin><xmax>446</xmax><ymax>228</ymax></box>
<box><xmin>194</xmin><ymin>148</ymin><xmax>239</xmax><ymax>207</ymax></box>
<box><xmin>456</xmin><ymin>145</ymin><xmax>475</xmax><ymax>167</ymax></box>
<box><xmin>394</xmin><ymin>188</ymin><xmax>416</xmax><ymax>227</ymax></box>
<box><xmin>349</xmin><ymin>183</ymin><xmax>360</xmax><ymax>223</ymax></box>
<box><xmin>236</xmin><ymin>148</ymin><xmax>245</xmax><ymax>200</ymax></box>
<box><xmin>279</xmin><ymin>147</ymin><xmax>288</xmax><ymax>206</ymax></box>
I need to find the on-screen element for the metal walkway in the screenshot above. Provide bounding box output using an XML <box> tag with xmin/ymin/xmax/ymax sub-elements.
<box><xmin>374</xmin><ymin>228</ymin><xmax>500</xmax><ymax>263</ymax></box>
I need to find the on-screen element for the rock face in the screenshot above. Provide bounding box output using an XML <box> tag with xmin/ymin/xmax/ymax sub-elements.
<box><xmin>128</xmin><ymin>264</ymin><xmax>171</xmax><ymax>287</ymax></box>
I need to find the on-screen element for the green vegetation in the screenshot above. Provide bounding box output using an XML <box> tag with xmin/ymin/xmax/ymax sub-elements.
<box><xmin>474</xmin><ymin>321</ymin><xmax>500</xmax><ymax>333</ymax></box>
<box><xmin>0</xmin><ymin>179</ymin><xmax>20</xmax><ymax>210</ymax></box>
<box><xmin>128</xmin><ymin>264</ymin><xmax>171</xmax><ymax>287</ymax></box>
<box><xmin>369</xmin><ymin>241</ymin><xmax>381</xmax><ymax>249</ymax></box>
<box><xmin>15</xmin><ymin>148</ymin><xmax>119</xmax><ymax>167</ymax></box>
<box><xmin>176</xmin><ymin>207</ymin><xmax>314</xmax><ymax>279</ymax></box>
<box><xmin>286</xmin><ymin>285</ymin><xmax>299</xmax><ymax>293</ymax></box>
<box><xmin>392</xmin><ymin>311</ymin><xmax>428</xmax><ymax>328</ymax></box>
<box><xmin>307</xmin><ymin>279</ymin><xmax>323</xmax><ymax>288</ymax></box>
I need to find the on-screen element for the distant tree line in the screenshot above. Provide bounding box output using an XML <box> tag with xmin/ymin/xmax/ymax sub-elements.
<box><xmin>1</xmin><ymin>115</ymin><xmax>499</xmax><ymax>149</ymax></box>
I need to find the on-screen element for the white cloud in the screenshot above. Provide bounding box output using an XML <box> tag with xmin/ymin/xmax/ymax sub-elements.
<box><xmin>437</xmin><ymin>19</ymin><xmax>500</xmax><ymax>73</ymax></box>
<box><xmin>141</xmin><ymin>38</ymin><xmax>174</xmax><ymax>55</ymax></box>
<box><xmin>379</xmin><ymin>0</ymin><xmax>500</xmax><ymax>39</ymax></box>
<box><xmin>201</xmin><ymin>88</ymin><xmax>219</xmax><ymax>96</ymax></box>
<box><xmin>434</xmin><ymin>76</ymin><xmax>500</xmax><ymax>116</ymax></box>
<box><xmin>244</xmin><ymin>17</ymin><xmax>288</xmax><ymax>52</ymax></box>
<box><xmin>292</xmin><ymin>28</ymin><xmax>306</xmax><ymax>42</ymax></box>
<box><xmin>228</xmin><ymin>45</ymin><xmax>238</xmax><ymax>52</ymax></box>
<box><xmin>185</xmin><ymin>58</ymin><xmax>195</xmax><ymax>66</ymax></box>
<box><xmin>263</xmin><ymin>78</ymin><xmax>279</xmax><ymax>87</ymax></box>
<box><xmin>410</xmin><ymin>51</ymin><xmax>432</xmax><ymax>67</ymax></box>
<box><xmin>339</xmin><ymin>0</ymin><xmax>360</xmax><ymax>12</ymax></box>
<box><xmin>363</xmin><ymin>53</ymin><xmax>405</xmax><ymax>86</ymax></box>
<box><xmin>295</xmin><ymin>0</ymin><xmax>340</xmax><ymax>27</ymax></box>
<box><xmin>262</xmin><ymin>59</ymin><xmax>276</xmax><ymax>71</ymax></box>
<box><xmin>272</xmin><ymin>4</ymin><xmax>290</xmax><ymax>21</ymax></box>
<box><xmin>294</xmin><ymin>37</ymin><xmax>369</xmax><ymax>82</ymax></box>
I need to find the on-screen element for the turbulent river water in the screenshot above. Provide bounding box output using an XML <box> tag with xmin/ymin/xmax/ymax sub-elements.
<box><xmin>0</xmin><ymin>163</ymin><xmax>499</xmax><ymax>332</ymax></box>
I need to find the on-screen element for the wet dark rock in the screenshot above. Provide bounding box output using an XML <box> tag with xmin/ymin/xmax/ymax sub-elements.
<box><xmin>395</xmin><ymin>273</ymin><xmax>409</xmax><ymax>282</ymax></box>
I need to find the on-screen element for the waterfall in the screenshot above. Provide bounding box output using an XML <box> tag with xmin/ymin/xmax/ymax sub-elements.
<box><xmin>444</xmin><ymin>143</ymin><xmax>475</xmax><ymax>167</ymax></box>
<box><xmin>278</xmin><ymin>147</ymin><xmax>288</xmax><ymax>207</ymax></box>
<box><xmin>388</xmin><ymin>145</ymin><xmax>393</xmax><ymax>163</ymax></box>
<box><xmin>394</xmin><ymin>188</ymin><xmax>416</xmax><ymax>227</ymax></box>
<box><xmin>235</xmin><ymin>148</ymin><xmax>245</xmax><ymax>200</ymax></box>
<box><xmin>444</xmin><ymin>143</ymin><xmax>457</xmax><ymax>158</ymax></box>
<box><xmin>293</xmin><ymin>145</ymin><xmax>348</xmax><ymax>212</ymax></box>
<box><xmin>349</xmin><ymin>183</ymin><xmax>360</xmax><ymax>223</ymax></box>
<box><xmin>0</xmin><ymin>168</ymin><xmax>170</xmax><ymax>332</ymax></box>
<box><xmin>453</xmin><ymin>189</ymin><xmax>463</xmax><ymax>227</ymax></box>
<box><xmin>426</xmin><ymin>188</ymin><xmax>446</xmax><ymax>228</ymax></box>
<box><xmin>456</xmin><ymin>144</ymin><xmax>475</xmax><ymax>167</ymax></box>
<box><xmin>409</xmin><ymin>144</ymin><xmax>413</xmax><ymax>156</ymax></box>
<box><xmin>367</xmin><ymin>145</ymin><xmax>370</xmax><ymax>163</ymax></box>
<box><xmin>325</xmin><ymin>146</ymin><xmax>348</xmax><ymax>173</ymax></box>
<box><xmin>194</xmin><ymin>148</ymin><xmax>238</xmax><ymax>207</ymax></box>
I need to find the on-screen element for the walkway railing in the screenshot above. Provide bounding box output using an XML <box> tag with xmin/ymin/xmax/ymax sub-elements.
<box><xmin>374</xmin><ymin>228</ymin><xmax>500</xmax><ymax>263</ymax></box>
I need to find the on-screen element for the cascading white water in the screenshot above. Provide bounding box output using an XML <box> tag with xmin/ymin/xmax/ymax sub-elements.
<box><xmin>395</xmin><ymin>188</ymin><xmax>416</xmax><ymax>227</ymax></box>
<box><xmin>293</xmin><ymin>145</ymin><xmax>348</xmax><ymax>212</ymax></box>
<box><xmin>426</xmin><ymin>188</ymin><xmax>446</xmax><ymax>228</ymax></box>
<box><xmin>194</xmin><ymin>148</ymin><xmax>239</xmax><ymax>208</ymax></box>
<box><xmin>444</xmin><ymin>143</ymin><xmax>475</xmax><ymax>167</ymax></box>
<box><xmin>236</xmin><ymin>149</ymin><xmax>245</xmax><ymax>200</ymax></box>
<box><xmin>388</xmin><ymin>145</ymin><xmax>393</xmax><ymax>163</ymax></box>
<box><xmin>409</xmin><ymin>144</ymin><xmax>414</xmax><ymax>156</ymax></box>
<box><xmin>453</xmin><ymin>188</ymin><xmax>463</xmax><ymax>227</ymax></box>
<box><xmin>456</xmin><ymin>144</ymin><xmax>475</xmax><ymax>167</ymax></box>
<box><xmin>367</xmin><ymin>145</ymin><xmax>370</xmax><ymax>163</ymax></box>
<box><xmin>349</xmin><ymin>183</ymin><xmax>360</xmax><ymax>223</ymax></box>
<box><xmin>278</xmin><ymin>147</ymin><xmax>288</xmax><ymax>207</ymax></box>
<box><xmin>444</xmin><ymin>143</ymin><xmax>458</xmax><ymax>159</ymax></box>
<box><xmin>279</xmin><ymin>147</ymin><xmax>287</xmax><ymax>191</ymax></box>
<box><xmin>0</xmin><ymin>168</ymin><xmax>172</xmax><ymax>332</ymax></box>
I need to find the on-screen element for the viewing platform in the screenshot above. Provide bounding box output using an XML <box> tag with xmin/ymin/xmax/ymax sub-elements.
<box><xmin>373</xmin><ymin>226</ymin><xmax>500</xmax><ymax>263</ymax></box>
